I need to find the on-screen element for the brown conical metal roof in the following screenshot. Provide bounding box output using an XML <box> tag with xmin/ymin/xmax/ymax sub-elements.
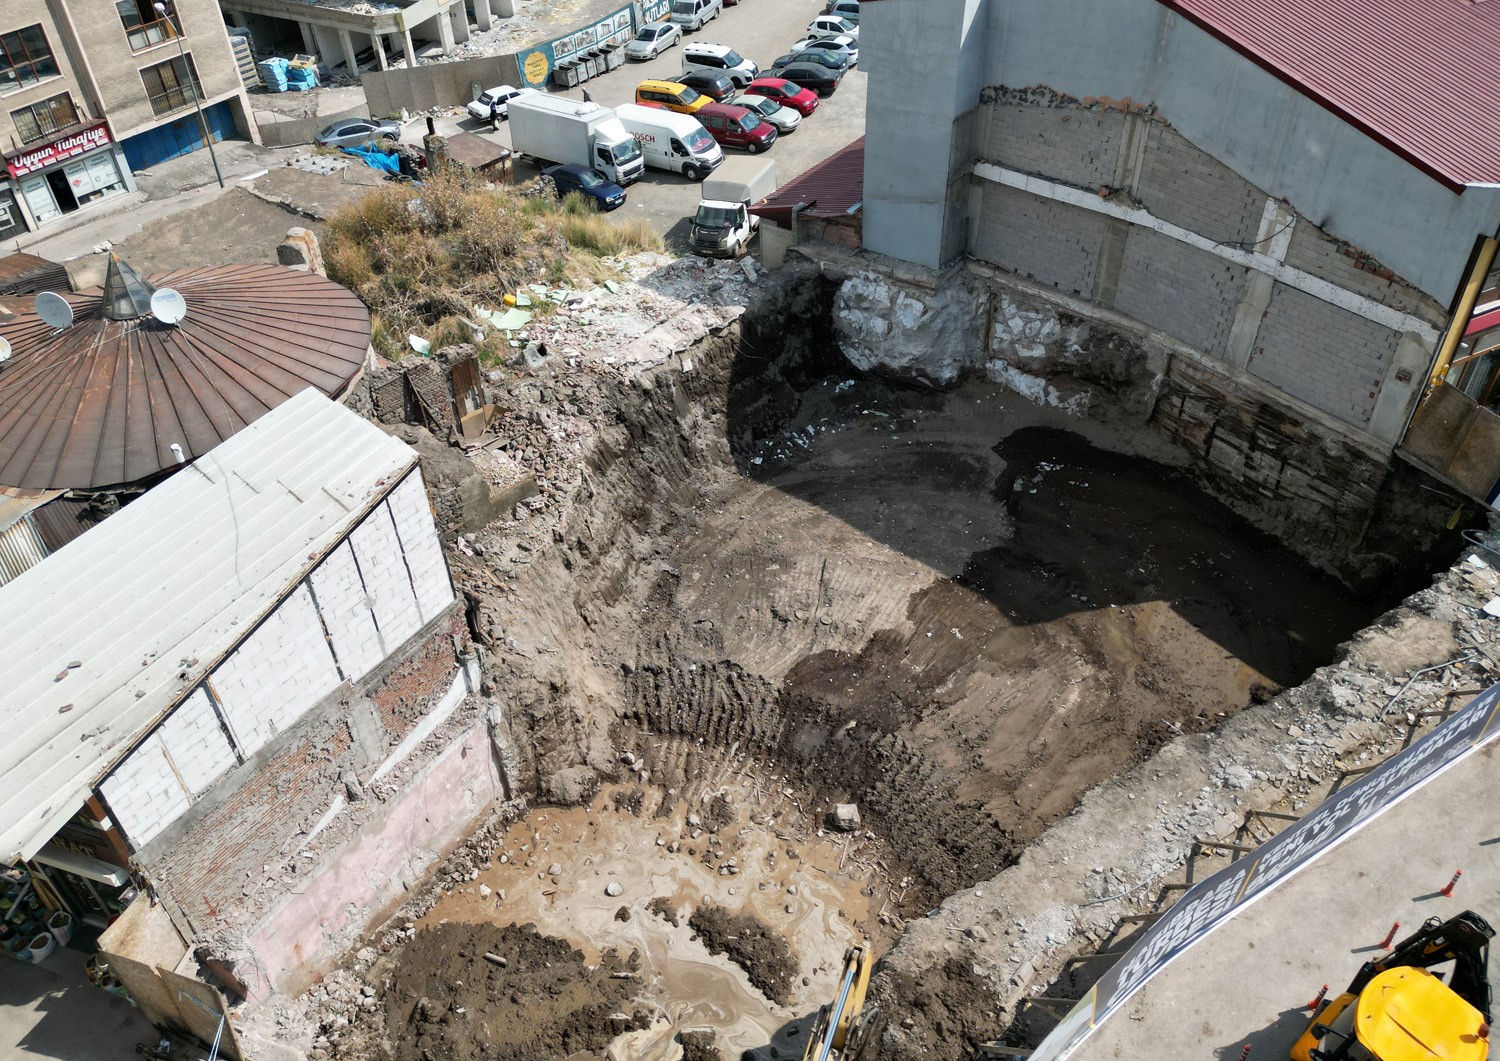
<box><xmin>0</xmin><ymin>263</ymin><xmax>372</xmax><ymax>492</ymax></box>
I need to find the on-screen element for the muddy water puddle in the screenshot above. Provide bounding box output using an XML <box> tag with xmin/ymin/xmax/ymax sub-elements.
<box><xmin>422</xmin><ymin>781</ymin><xmax>890</xmax><ymax>1058</ymax></box>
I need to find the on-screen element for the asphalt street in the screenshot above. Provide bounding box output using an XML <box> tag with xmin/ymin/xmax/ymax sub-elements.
<box><xmin>431</xmin><ymin>0</ymin><xmax>868</xmax><ymax>248</ymax></box>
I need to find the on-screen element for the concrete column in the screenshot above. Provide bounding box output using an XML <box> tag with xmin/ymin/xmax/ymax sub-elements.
<box><xmin>493</xmin><ymin>0</ymin><xmax>516</xmax><ymax>18</ymax></box>
<box><xmin>474</xmin><ymin>0</ymin><xmax>493</xmax><ymax>32</ymax></box>
<box><xmin>450</xmin><ymin>5</ymin><xmax>470</xmax><ymax>44</ymax></box>
<box><xmin>298</xmin><ymin>19</ymin><xmax>317</xmax><ymax>56</ymax></box>
<box><xmin>226</xmin><ymin>9</ymin><xmax>248</xmax><ymax>29</ymax></box>
<box><xmin>400</xmin><ymin>27</ymin><xmax>417</xmax><ymax>66</ymax></box>
<box><xmin>437</xmin><ymin>9</ymin><xmax>456</xmax><ymax>53</ymax></box>
<box><xmin>338</xmin><ymin>28</ymin><xmax>360</xmax><ymax>74</ymax></box>
<box><xmin>371</xmin><ymin>32</ymin><xmax>388</xmax><ymax>69</ymax></box>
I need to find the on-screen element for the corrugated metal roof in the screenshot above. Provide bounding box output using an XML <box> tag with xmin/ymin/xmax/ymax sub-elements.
<box><xmin>750</xmin><ymin>136</ymin><xmax>864</xmax><ymax>224</ymax></box>
<box><xmin>0</xmin><ymin>253</ymin><xmax>69</xmax><ymax>296</ymax></box>
<box><xmin>1157</xmin><ymin>0</ymin><xmax>1500</xmax><ymax>189</ymax></box>
<box><xmin>0</xmin><ymin>389</ymin><xmax>418</xmax><ymax>864</ymax></box>
<box><xmin>0</xmin><ymin>486</ymin><xmax>62</xmax><ymax>536</ymax></box>
<box><xmin>0</xmin><ymin>262</ymin><xmax>372</xmax><ymax>492</ymax></box>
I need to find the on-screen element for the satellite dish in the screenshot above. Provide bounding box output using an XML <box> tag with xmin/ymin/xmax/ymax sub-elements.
<box><xmin>150</xmin><ymin>288</ymin><xmax>187</xmax><ymax>326</ymax></box>
<box><xmin>0</xmin><ymin>336</ymin><xmax>10</xmax><ymax>365</ymax></box>
<box><xmin>35</xmin><ymin>292</ymin><xmax>74</xmax><ymax>331</ymax></box>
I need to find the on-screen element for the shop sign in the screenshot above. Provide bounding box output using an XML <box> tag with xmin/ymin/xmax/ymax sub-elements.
<box><xmin>7</xmin><ymin>124</ymin><xmax>112</xmax><ymax>179</ymax></box>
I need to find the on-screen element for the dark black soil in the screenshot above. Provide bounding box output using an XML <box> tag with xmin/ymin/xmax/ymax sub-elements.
<box><xmin>688</xmin><ymin>904</ymin><xmax>798</xmax><ymax>1005</ymax></box>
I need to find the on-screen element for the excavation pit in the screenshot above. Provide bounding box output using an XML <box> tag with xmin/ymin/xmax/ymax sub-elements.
<box><xmin>312</xmin><ymin>287</ymin><xmax>1391</xmax><ymax>1060</ymax></box>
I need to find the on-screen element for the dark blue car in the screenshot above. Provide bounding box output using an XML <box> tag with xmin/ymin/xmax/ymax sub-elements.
<box><xmin>543</xmin><ymin>163</ymin><xmax>626</xmax><ymax>211</ymax></box>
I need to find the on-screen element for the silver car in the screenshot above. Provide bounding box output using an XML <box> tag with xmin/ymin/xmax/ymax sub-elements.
<box><xmin>315</xmin><ymin>117</ymin><xmax>401</xmax><ymax>147</ymax></box>
<box><xmin>734</xmin><ymin>93</ymin><xmax>801</xmax><ymax>134</ymax></box>
<box><xmin>791</xmin><ymin>33</ymin><xmax>859</xmax><ymax>66</ymax></box>
<box><xmin>626</xmin><ymin>21</ymin><xmax>681</xmax><ymax>60</ymax></box>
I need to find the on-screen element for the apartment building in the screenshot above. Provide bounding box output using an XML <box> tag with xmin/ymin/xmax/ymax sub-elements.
<box><xmin>1</xmin><ymin>0</ymin><xmax>255</xmax><ymax>238</ymax></box>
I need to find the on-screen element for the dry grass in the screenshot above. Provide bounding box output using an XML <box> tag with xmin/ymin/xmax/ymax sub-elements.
<box><xmin>324</xmin><ymin>170</ymin><xmax>661</xmax><ymax>360</ymax></box>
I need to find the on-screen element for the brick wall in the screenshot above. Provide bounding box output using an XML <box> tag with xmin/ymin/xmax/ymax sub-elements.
<box><xmin>1283</xmin><ymin>224</ymin><xmax>1444</xmax><ymax>321</ymax></box>
<box><xmin>1133</xmin><ymin>123</ymin><xmax>1266</xmax><ymax>246</ymax></box>
<box><xmin>98</xmin><ymin>470</ymin><xmax>458</xmax><ymax>852</ymax></box>
<box><xmin>141</xmin><ymin>610</ymin><xmax>464</xmax><ymax>930</ymax></box>
<box><xmin>973</xmin><ymin>183</ymin><xmax>1107</xmax><ymax>297</ymax></box>
<box><xmin>1112</xmin><ymin>228</ymin><xmax>1248</xmax><ymax>360</ymax></box>
<box><xmin>1248</xmin><ymin>284</ymin><xmax>1402</xmax><ymax>427</ymax></box>
<box><xmin>985</xmin><ymin>100</ymin><xmax>1124</xmax><ymax>189</ymax></box>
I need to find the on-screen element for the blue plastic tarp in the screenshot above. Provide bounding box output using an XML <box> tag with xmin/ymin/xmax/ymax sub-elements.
<box><xmin>341</xmin><ymin>146</ymin><xmax>401</xmax><ymax>173</ymax></box>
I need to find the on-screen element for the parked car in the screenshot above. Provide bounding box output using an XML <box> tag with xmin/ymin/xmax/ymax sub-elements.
<box><xmin>681</xmin><ymin>42</ymin><xmax>759</xmax><ymax>87</ymax></box>
<box><xmin>315</xmin><ymin>117</ymin><xmax>401</xmax><ymax>147</ymax></box>
<box><xmin>791</xmin><ymin>33</ymin><xmax>859</xmax><ymax>66</ymax></box>
<box><xmin>635</xmin><ymin>78</ymin><xmax>709</xmax><ymax>114</ymax></box>
<box><xmin>669</xmin><ymin>0</ymin><xmax>722</xmax><ymax>32</ymax></box>
<box><xmin>735</xmin><ymin>92</ymin><xmax>801</xmax><ymax>134</ymax></box>
<box><xmin>696</xmin><ymin>101</ymin><xmax>777</xmax><ymax>153</ymax></box>
<box><xmin>465</xmin><ymin>84</ymin><xmax>533</xmax><ymax>122</ymax></box>
<box><xmin>823</xmin><ymin>0</ymin><xmax>859</xmax><ymax>21</ymax></box>
<box><xmin>771</xmin><ymin>48</ymin><xmax>849</xmax><ymax>74</ymax></box>
<box><xmin>745</xmin><ymin>76</ymin><xmax>819</xmax><ymax>116</ymax></box>
<box><xmin>625</xmin><ymin>21</ymin><xmax>681</xmax><ymax>60</ymax></box>
<box><xmin>807</xmin><ymin>14</ymin><xmax>858</xmax><ymax>38</ymax></box>
<box><xmin>775</xmin><ymin>62</ymin><xmax>842</xmax><ymax>97</ymax></box>
<box><xmin>676</xmin><ymin>69</ymin><xmax>737</xmax><ymax>101</ymax></box>
<box><xmin>542</xmin><ymin>163</ymin><xmax>626</xmax><ymax>210</ymax></box>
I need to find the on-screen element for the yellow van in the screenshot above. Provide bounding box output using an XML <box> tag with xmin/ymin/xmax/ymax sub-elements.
<box><xmin>634</xmin><ymin>78</ymin><xmax>708</xmax><ymax>115</ymax></box>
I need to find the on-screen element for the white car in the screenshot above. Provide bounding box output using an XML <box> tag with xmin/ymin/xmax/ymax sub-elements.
<box><xmin>466</xmin><ymin>85</ymin><xmax>533</xmax><ymax>122</ymax></box>
<box><xmin>735</xmin><ymin>93</ymin><xmax>801</xmax><ymax>134</ymax></box>
<box><xmin>626</xmin><ymin>21</ymin><xmax>681</xmax><ymax>60</ymax></box>
<box><xmin>791</xmin><ymin>33</ymin><xmax>859</xmax><ymax>66</ymax></box>
<box><xmin>807</xmin><ymin>14</ymin><xmax>858</xmax><ymax>39</ymax></box>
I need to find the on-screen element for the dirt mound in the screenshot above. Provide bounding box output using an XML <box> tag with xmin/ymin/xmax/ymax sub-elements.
<box><xmin>678</xmin><ymin>1029</ymin><xmax>720</xmax><ymax>1061</ymax></box>
<box><xmin>373</xmin><ymin>923</ymin><xmax>644</xmax><ymax>1061</ymax></box>
<box><xmin>688</xmin><ymin>904</ymin><xmax>798</xmax><ymax>1006</ymax></box>
<box><xmin>871</xmin><ymin>956</ymin><xmax>1007</xmax><ymax>1059</ymax></box>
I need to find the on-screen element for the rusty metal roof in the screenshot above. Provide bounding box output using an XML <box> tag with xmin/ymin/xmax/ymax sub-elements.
<box><xmin>752</xmin><ymin>136</ymin><xmax>864</xmax><ymax>225</ymax></box>
<box><xmin>0</xmin><ymin>262</ymin><xmax>372</xmax><ymax>491</ymax></box>
<box><xmin>1157</xmin><ymin>0</ymin><xmax>1500</xmax><ymax>189</ymax></box>
<box><xmin>0</xmin><ymin>253</ymin><xmax>69</xmax><ymax>296</ymax></box>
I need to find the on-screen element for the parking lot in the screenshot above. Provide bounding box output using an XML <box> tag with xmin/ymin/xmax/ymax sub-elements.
<box><xmin>427</xmin><ymin>0</ymin><xmax>867</xmax><ymax>248</ymax></box>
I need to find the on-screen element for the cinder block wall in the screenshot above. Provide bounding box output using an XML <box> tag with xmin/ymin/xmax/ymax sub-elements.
<box><xmin>99</xmin><ymin>469</ymin><xmax>458</xmax><ymax>849</ymax></box>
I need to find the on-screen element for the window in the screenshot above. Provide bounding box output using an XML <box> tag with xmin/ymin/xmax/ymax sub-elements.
<box><xmin>10</xmin><ymin>92</ymin><xmax>79</xmax><ymax>144</ymax></box>
<box><xmin>140</xmin><ymin>54</ymin><xmax>202</xmax><ymax>117</ymax></box>
<box><xmin>0</xmin><ymin>24</ymin><xmax>60</xmax><ymax>94</ymax></box>
<box><xmin>116</xmin><ymin>0</ymin><xmax>181</xmax><ymax>53</ymax></box>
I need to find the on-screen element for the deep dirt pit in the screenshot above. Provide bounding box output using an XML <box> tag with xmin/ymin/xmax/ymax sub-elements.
<box><xmin>322</xmin><ymin>338</ymin><xmax>1380</xmax><ymax>1060</ymax></box>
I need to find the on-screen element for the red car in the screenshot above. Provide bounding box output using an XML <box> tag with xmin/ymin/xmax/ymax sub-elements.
<box><xmin>745</xmin><ymin>77</ymin><xmax>818</xmax><ymax>117</ymax></box>
<box><xmin>696</xmin><ymin>101</ymin><xmax>777</xmax><ymax>153</ymax></box>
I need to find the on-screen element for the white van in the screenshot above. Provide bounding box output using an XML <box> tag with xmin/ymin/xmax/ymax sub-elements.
<box><xmin>669</xmin><ymin>0</ymin><xmax>721</xmax><ymax>32</ymax></box>
<box><xmin>681</xmin><ymin>42</ymin><xmax>759</xmax><ymax>87</ymax></box>
<box><xmin>615</xmin><ymin>103</ymin><xmax>724</xmax><ymax>180</ymax></box>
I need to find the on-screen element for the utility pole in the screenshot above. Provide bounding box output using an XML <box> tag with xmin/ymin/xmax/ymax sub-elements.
<box><xmin>154</xmin><ymin>1</ymin><xmax>225</xmax><ymax>188</ymax></box>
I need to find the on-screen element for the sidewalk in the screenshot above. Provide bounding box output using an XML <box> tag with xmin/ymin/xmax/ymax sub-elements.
<box><xmin>0</xmin><ymin>946</ymin><xmax>158</xmax><ymax>1060</ymax></box>
<box><xmin>1076</xmin><ymin>738</ymin><xmax>1500</xmax><ymax>1060</ymax></box>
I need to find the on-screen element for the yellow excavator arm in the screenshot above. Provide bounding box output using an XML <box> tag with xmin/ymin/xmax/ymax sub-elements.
<box><xmin>802</xmin><ymin>943</ymin><xmax>878</xmax><ymax>1061</ymax></box>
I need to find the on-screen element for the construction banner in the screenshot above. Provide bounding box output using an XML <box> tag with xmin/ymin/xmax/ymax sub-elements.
<box><xmin>1028</xmin><ymin>680</ymin><xmax>1500</xmax><ymax>1061</ymax></box>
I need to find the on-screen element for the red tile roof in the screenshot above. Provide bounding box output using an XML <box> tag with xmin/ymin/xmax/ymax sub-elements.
<box><xmin>1157</xmin><ymin>0</ymin><xmax>1500</xmax><ymax>189</ymax></box>
<box><xmin>751</xmin><ymin>136</ymin><xmax>865</xmax><ymax>224</ymax></box>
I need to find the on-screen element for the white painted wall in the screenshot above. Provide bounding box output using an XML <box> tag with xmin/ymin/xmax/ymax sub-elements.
<box><xmin>100</xmin><ymin>472</ymin><xmax>457</xmax><ymax>849</ymax></box>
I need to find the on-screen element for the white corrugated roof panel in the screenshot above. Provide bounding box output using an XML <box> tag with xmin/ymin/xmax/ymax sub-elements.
<box><xmin>0</xmin><ymin>389</ymin><xmax>418</xmax><ymax>864</ymax></box>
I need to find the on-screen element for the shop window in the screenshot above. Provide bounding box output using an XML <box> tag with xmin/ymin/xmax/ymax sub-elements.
<box><xmin>140</xmin><ymin>53</ymin><xmax>202</xmax><ymax>117</ymax></box>
<box><xmin>9</xmin><ymin>92</ymin><xmax>79</xmax><ymax>144</ymax></box>
<box><xmin>116</xmin><ymin>0</ymin><xmax>181</xmax><ymax>53</ymax></box>
<box><xmin>0</xmin><ymin>24</ymin><xmax>61</xmax><ymax>95</ymax></box>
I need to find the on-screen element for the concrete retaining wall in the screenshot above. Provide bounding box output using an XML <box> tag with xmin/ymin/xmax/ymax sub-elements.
<box><xmin>256</xmin><ymin>104</ymin><xmax>367</xmax><ymax>147</ymax></box>
<box><xmin>362</xmin><ymin>53</ymin><xmax>522</xmax><ymax>117</ymax></box>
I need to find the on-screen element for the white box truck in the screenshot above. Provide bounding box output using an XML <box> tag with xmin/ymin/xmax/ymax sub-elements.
<box><xmin>508</xmin><ymin>95</ymin><xmax>644</xmax><ymax>185</ymax></box>
<box><xmin>615</xmin><ymin>103</ymin><xmax>724</xmax><ymax>181</ymax></box>
<box><xmin>690</xmin><ymin>156</ymin><xmax>776</xmax><ymax>258</ymax></box>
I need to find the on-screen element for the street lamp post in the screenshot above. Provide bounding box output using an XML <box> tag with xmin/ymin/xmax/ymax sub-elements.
<box><xmin>154</xmin><ymin>1</ymin><xmax>225</xmax><ymax>188</ymax></box>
